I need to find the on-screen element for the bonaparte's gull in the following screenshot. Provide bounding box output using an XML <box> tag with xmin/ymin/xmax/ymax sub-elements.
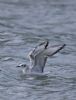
<box><xmin>17</xmin><ymin>41</ymin><xmax>65</xmax><ymax>74</ymax></box>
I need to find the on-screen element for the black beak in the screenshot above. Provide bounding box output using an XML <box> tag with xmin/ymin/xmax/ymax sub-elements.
<box><xmin>16</xmin><ymin>65</ymin><xmax>21</xmax><ymax>67</ymax></box>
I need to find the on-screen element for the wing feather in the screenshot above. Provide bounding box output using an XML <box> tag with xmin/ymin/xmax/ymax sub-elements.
<box><xmin>43</xmin><ymin>44</ymin><xmax>66</xmax><ymax>57</ymax></box>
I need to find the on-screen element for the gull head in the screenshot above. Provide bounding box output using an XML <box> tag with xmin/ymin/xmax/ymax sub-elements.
<box><xmin>17</xmin><ymin>64</ymin><xmax>27</xmax><ymax>68</ymax></box>
<box><xmin>16</xmin><ymin>64</ymin><xmax>29</xmax><ymax>74</ymax></box>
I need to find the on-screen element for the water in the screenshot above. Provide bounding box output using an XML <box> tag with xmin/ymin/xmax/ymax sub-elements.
<box><xmin>0</xmin><ymin>0</ymin><xmax>76</xmax><ymax>100</ymax></box>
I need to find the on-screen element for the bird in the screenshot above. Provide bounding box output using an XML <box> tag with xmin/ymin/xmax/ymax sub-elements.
<box><xmin>17</xmin><ymin>40</ymin><xmax>66</xmax><ymax>75</ymax></box>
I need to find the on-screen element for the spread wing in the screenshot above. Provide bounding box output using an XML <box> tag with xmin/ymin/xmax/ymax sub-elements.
<box><xmin>28</xmin><ymin>41</ymin><xmax>48</xmax><ymax>72</ymax></box>
<box><xmin>29</xmin><ymin>41</ymin><xmax>49</xmax><ymax>59</ymax></box>
<box><xmin>28</xmin><ymin>41</ymin><xmax>65</xmax><ymax>73</ymax></box>
<box><xmin>43</xmin><ymin>44</ymin><xmax>66</xmax><ymax>57</ymax></box>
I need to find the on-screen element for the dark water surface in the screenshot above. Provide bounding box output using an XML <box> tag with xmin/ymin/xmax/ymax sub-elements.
<box><xmin>0</xmin><ymin>0</ymin><xmax>76</xmax><ymax>100</ymax></box>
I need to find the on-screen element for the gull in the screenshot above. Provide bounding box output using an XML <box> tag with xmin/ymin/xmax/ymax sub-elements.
<box><xmin>17</xmin><ymin>41</ymin><xmax>65</xmax><ymax>74</ymax></box>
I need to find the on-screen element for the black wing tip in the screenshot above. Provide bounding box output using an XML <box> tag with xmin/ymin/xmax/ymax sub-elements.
<box><xmin>59</xmin><ymin>44</ymin><xmax>66</xmax><ymax>51</ymax></box>
<box><xmin>45</xmin><ymin>40</ymin><xmax>49</xmax><ymax>49</ymax></box>
<box><xmin>38</xmin><ymin>40</ymin><xmax>49</xmax><ymax>49</ymax></box>
<box><xmin>58</xmin><ymin>44</ymin><xmax>66</xmax><ymax>54</ymax></box>
<box><xmin>50</xmin><ymin>43</ymin><xmax>66</xmax><ymax>56</ymax></box>
<box><xmin>62</xmin><ymin>44</ymin><xmax>66</xmax><ymax>49</ymax></box>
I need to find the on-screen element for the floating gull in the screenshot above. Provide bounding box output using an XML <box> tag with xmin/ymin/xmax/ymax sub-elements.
<box><xmin>17</xmin><ymin>41</ymin><xmax>65</xmax><ymax>74</ymax></box>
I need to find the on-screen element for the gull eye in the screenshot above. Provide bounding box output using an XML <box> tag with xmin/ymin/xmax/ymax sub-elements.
<box><xmin>21</xmin><ymin>64</ymin><xmax>26</xmax><ymax>67</ymax></box>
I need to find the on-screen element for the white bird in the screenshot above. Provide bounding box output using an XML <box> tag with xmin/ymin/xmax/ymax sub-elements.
<box><xmin>17</xmin><ymin>41</ymin><xmax>65</xmax><ymax>74</ymax></box>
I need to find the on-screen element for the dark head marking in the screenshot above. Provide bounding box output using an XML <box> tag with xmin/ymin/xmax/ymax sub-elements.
<box><xmin>16</xmin><ymin>64</ymin><xmax>27</xmax><ymax>68</ymax></box>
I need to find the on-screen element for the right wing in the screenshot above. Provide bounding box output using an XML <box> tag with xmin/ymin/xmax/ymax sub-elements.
<box><xmin>43</xmin><ymin>44</ymin><xmax>66</xmax><ymax>57</ymax></box>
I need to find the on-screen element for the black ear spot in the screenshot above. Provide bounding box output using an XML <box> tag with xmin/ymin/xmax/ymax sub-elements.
<box><xmin>16</xmin><ymin>64</ymin><xmax>26</xmax><ymax>67</ymax></box>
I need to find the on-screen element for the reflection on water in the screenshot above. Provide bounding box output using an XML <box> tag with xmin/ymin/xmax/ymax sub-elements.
<box><xmin>0</xmin><ymin>0</ymin><xmax>76</xmax><ymax>100</ymax></box>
